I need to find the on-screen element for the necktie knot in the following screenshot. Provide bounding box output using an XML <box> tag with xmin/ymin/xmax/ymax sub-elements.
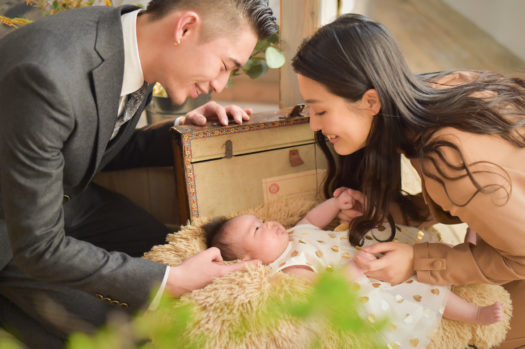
<box><xmin>111</xmin><ymin>82</ymin><xmax>150</xmax><ymax>140</ymax></box>
<box><xmin>129</xmin><ymin>82</ymin><xmax>149</xmax><ymax>104</ymax></box>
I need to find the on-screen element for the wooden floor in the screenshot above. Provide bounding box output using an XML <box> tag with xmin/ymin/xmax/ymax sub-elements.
<box><xmin>356</xmin><ymin>0</ymin><xmax>525</xmax><ymax>75</ymax></box>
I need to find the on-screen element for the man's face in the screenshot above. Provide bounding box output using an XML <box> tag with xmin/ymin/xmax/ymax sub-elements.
<box><xmin>161</xmin><ymin>22</ymin><xmax>258</xmax><ymax>105</ymax></box>
<box><xmin>225</xmin><ymin>214</ymin><xmax>289</xmax><ymax>264</ymax></box>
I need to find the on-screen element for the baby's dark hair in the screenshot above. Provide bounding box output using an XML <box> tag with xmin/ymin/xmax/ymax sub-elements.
<box><xmin>203</xmin><ymin>216</ymin><xmax>238</xmax><ymax>261</ymax></box>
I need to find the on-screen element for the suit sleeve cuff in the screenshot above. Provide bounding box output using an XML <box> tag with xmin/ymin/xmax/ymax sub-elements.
<box><xmin>148</xmin><ymin>265</ymin><xmax>170</xmax><ymax>310</ymax></box>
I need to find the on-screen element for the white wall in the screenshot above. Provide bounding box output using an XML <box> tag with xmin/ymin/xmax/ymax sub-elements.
<box><xmin>442</xmin><ymin>0</ymin><xmax>525</xmax><ymax>62</ymax></box>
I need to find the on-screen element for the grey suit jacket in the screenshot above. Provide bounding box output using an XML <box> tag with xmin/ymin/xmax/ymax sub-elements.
<box><xmin>0</xmin><ymin>6</ymin><xmax>171</xmax><ymax>311</ymax></box>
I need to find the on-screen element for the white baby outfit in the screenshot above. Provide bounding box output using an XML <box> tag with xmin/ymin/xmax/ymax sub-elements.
<box><xmin>269</xmin><ymin>223</ymin><xmax>449</xmax><ymax>349</ymax></box>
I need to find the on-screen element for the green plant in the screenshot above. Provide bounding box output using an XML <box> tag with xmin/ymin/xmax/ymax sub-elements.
<box><xmin>0</xmin><ymin>270</ymin><xmax>387</xmax><ymax>348</ymax></box>
<box><xmin>233</xmin><ymin>32</ymin><xmax>285</xmax><ymax>80</ymax></box>
<box><xmin>0</xmin><ymin>330</ymin><xmax>22</xmax><ymax>349</ymax></box>
<box><xmin>0</xmin><ymin>16</ymin><xmax>31</xmax><ymax>28</ymax></box>
<box><xmin>0</xmin><ymin>0</ymin><xmax>113</xmax><ymax>27</ymax></box>
<box><xmin>28</xmin><ymin>0</ymin><xmax>112</xmax><ymax>15</ymax></box>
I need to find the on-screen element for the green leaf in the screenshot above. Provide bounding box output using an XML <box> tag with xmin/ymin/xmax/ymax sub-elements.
<box><xmin>267</xmin><ymin>32</ymin><xmax>280</xmax><ymax>45</ymax></box>
<box><xmin>0</xmin><ymin>333</ymin><xmax>23</xmax><ymax>349</ymax></box>
<box><xmin>254</xmin><ymin>39</ymin><xmax>271</xmax><ymax>53</ymax></box>
<box><xmin>243</xmin><ymin>60</ymin><xmax>268</xmax><ymax>79</ymax></box>
<box><xmin>265</xmin><ymin>47</ymin><xmax>285</xmax><ymax>69</ymax></box>
<box><xmin>67</xmin><ymin>333</ymin><xmax>96</xmax><ymax>349</ymax></box>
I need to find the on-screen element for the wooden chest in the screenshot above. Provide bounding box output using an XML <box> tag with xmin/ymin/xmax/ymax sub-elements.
<box><xmin>171</xmin><ymin>106</ymin><xmax>327</xmax><ymax>223</ymax></box>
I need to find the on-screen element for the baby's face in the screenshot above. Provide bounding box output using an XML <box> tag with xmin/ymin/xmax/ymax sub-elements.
<box><xmin>224</xmin><ymin>214</ymin><xmax>289</xmax><ymax>264</ymax></box>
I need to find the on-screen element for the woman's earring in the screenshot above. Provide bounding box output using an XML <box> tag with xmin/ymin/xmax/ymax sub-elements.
<box><xmin>173</xmin><ymin>40</ymin><xmax>180</xmax><ymax>46</ymax></box>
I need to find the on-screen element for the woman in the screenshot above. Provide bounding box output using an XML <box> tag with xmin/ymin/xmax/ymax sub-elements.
<box><xmin>292</xmin><ymin>13</ymin><xmax>525</xmax><ymax>348</ymax></box>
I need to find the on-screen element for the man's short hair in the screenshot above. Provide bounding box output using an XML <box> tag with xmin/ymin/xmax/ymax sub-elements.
<box><xmin>145</xmin><ymin>0</ymin><xmax>278</xmax><ymax>40</ymax></box>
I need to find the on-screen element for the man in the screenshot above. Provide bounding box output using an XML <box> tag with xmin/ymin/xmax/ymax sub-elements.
<box><xmin>0</xmin><ymin>0</ymin><xmax>277</xmax><ymax>347</ymax></box>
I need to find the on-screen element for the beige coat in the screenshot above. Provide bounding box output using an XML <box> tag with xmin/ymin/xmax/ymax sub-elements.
<box><xmin>409</xmin><ymin>71</ymin><xmax>525</xmax><ymax>347</ymax></box>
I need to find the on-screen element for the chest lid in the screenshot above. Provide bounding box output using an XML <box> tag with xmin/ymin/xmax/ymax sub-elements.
<box><xmin>170</xmin><ymin>105</ymin><xmax>313</xmax><ymax>162</ymax></box>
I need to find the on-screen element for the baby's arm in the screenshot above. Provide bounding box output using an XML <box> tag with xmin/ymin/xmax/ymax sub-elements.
<box><xmin>297</xmin><ymin>189</ymin><xmax>354</xmax><ymax>228</ymax></box>
<box><xmin>296</xmin><ymin>198</ymin><xmax>339</xmax><ymax>228</ymax></box>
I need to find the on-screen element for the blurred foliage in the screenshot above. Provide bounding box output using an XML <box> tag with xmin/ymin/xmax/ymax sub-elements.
<box><xmin>0</xmin><ymin>331</ymin><xmax>22</xmax><ymax>349</ymax></box>
<box><xmin>0</xmin><ymin>270</ymin><xmax>387</xmax><ymax>348</ymax></box>
<box><xmin>0</xmin><ymin>0</ymin><xmax>112</xmax><ymax>28</ymax></box>
<box><xmin>26</xmin><ymin>0</ymin><xmax>112</xmax><ymax>15</ymax></box>
<box><xmin>0</xmin><ymin>16</ymin><xmax>32</xmax><ymax>28</ymax></box>
<box><xmin>233</xmin><ymin>32</ymin><xmax>285</xmax><ymax>80</ymax></box>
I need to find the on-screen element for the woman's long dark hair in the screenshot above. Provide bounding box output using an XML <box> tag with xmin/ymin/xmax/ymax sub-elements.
<box><xmin>293</xmin><ymin>13</ymin><xmax>525</xmax><ymax>246</ymax></box>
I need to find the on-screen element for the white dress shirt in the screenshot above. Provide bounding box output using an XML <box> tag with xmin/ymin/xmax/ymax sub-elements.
<box><xmin>120</xmin><ymin>9</ymin><xmax>170</xmax><ymax>310</ymax></box>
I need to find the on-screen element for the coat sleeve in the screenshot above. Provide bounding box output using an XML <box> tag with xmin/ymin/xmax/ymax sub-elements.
<box><xmin>102</xmin><ymin>117</ymin><xmax>176</xmax><ymax>171</ymax></box>
<box><xmin>412</xmin><ymin>128</ymin><xmax>525</xmax><ymax>285</ymax></box>
<box><xmin>0</xmin><ymin>64</ymin><xmax>166</xmax><ymax>312</ymax></box>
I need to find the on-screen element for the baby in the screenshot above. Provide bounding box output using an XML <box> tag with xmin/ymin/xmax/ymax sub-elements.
<box><xmin>205</xmin><ymin>190</ymin><xmax>503</xmax><ymax>348</ymax></box>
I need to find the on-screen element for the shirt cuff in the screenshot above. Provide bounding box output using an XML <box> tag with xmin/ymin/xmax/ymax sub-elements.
<box><xmin>148</xmin><ymin>265</ymin><xmax>170</xmax><ymax>311</ymax></box>
<box><xmin>173</xmin><ymin>116</ymin><xmax>184</xmax><ymax>126</ymax></box>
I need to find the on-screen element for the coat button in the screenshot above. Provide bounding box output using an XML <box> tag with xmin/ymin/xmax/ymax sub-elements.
<box><xmin>432</xmin><ymin>260</ymin><xmax>444</xmax><ymax>269</ymax></box>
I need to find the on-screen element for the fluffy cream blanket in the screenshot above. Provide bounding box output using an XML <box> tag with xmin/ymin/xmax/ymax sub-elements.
<box><xmin>144</xmin><ymin>197</ymin><xmax>511</xmax><ymax>349</ymax></box>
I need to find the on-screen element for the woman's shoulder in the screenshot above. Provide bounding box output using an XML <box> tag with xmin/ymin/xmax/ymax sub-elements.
<box><xmin>429</xmin><ymin>127</ymin><xmax>520</xmax><ymax>162</ymax></box>
<box><xmin>422</xmin><ymin>127</ymin><xmax>522</xmax><ymax>187</ymax></box>
<box><xmin>419</xmin><ymin>127</ymin><xmax>521</xmax><ymax>214</ymax></box>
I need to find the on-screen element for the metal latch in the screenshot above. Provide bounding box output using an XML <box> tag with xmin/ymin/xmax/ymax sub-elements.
<box><xmin>288</xmin><ymin>103</ymin><xmax>306</xmax><ymax>117</ymax></box>
<box><xmin>289</xmin><ymin>149</ymin><xmax>304</xmax><ymax>167</ymax></box>
<box><xmin>225</xmin><ymin>140</ymin><xmax>233</xmax><ymax>158</ymax></box>
<box><xmin>280</xmin><ymin>103</ymin><xmax>306</xmax><ymax>119</ymax></box>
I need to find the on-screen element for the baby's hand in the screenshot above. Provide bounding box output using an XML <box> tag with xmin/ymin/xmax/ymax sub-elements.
<box><xmin>333</xmin><ymin>187</ymin><xmax>365</xmax><ymax>223</ymax></box>
<box><xmin>346</xmin><ymin>252</ymin><xmax>376</xmax><ymax>280</ymax></box>
<box><xmin>354</xmin><ymin>251</ymin><xmax>377</xmax><ymax>263</ymax></box>
<box><xmin>334</xmin><ymin>188</ymin><xmax>354</xmax><ymax>210</ymax></box>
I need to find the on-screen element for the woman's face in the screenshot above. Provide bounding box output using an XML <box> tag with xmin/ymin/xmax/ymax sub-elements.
<box><xmin>297</xmin><ymin>74</ymin><xmax>376</xmax><ymax>156</ymax></box>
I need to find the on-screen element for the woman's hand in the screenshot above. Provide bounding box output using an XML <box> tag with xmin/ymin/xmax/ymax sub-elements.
<box><xmin>333</xmin><ymin>187</ymin><xmax>365</xmax><ymax>223</ymax></box>
<box><xmin>353</xmin><ymin>242</ymin><xmax>415</xmax><ymax>285</ymax></box>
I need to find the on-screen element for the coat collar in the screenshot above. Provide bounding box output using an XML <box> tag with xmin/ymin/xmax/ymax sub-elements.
<box><xmin>89</xmin><ymin>5</ymin><xmax>141</xmax><ymax>180</ymax></box>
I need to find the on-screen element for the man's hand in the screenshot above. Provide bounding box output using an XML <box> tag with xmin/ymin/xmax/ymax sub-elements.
<box><xmin>353</xmin><ymin>242</ymin><xmax>415</xmax><ymax>285</ymax></box>
<box><xmin>165</xmin><ymin>247</ymin><xmax>260</xmax><ymax>297</ymax></box>
<box><xmin>178</xmin><ymin>101</ymin><xmax>252</xmax><ymax>126</ymax></box>
<box><xmin>333</xmin><ymin>187</ymin><xmax>365</xmax><ymax>223</ymax></box>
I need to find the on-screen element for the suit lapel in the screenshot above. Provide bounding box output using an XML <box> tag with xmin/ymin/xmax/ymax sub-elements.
<box><xmin>89</xmin><ymin>6</ymin><xmax>138</xmax><ymax>177</ymax></box>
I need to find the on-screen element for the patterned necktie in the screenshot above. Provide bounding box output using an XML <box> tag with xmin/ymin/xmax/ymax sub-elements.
<box><xmin>111</xmin><ymin>82</ymin><xmax>149</xmax><ymax>140</ymax></box>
